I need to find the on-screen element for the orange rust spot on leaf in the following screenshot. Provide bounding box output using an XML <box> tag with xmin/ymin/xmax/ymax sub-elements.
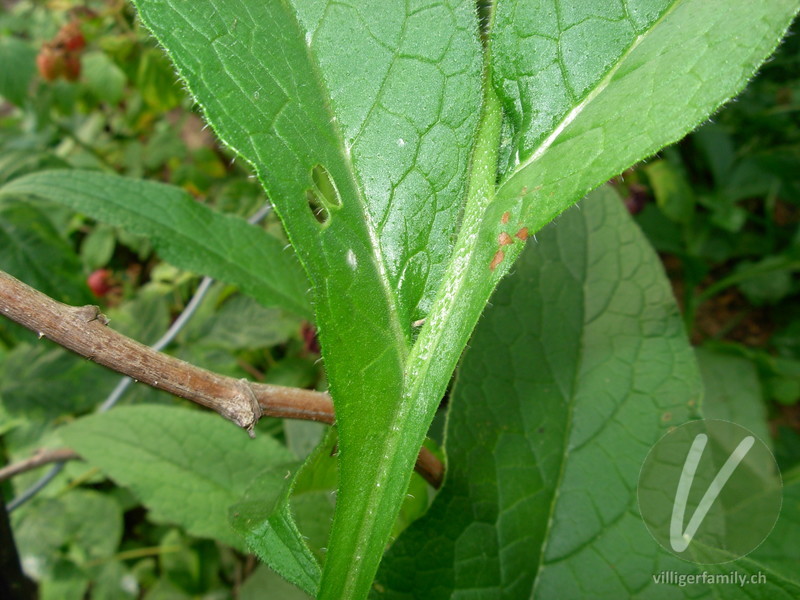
<box><xmin>498</xmin><ymin>232</ymin><xmax>513</xmax><ymax>246</ymax></box>
<box><xmin>515</xmin><ymin>227</ymin><xmax>529</xmax><ymax>241</ymax></box>
<box><xmin>501</xmin><ymin>211</ymin><xmax>510</xmax><ymax>224</ymax></box>
<box><xmin>489</xmin><ymin>249</ymin><xmax>504</xmax><ymax>271</ymax></box>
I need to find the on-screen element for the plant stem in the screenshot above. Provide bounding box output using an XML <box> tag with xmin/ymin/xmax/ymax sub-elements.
<box><xmin>0</xmin><ymin>448</ymin><xmax>80</xmax><ymax>482</ymax></box>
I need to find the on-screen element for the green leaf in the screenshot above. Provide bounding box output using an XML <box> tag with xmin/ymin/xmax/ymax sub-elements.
<box><xmin>230</xmin><ymin>431</ymin><xmax>337</xmax><ymax>596</ymax></box>
<box><xmin>0</xmin><ymin>344</ymin><xmax>118</xmax><ymax>421</ymax></box>
<box><xmin>0</xmin><ymin>200</ymin><xmax>93</xmax><ymax>306</ymax></box>
<box><xmin>13</xmin><ymin>489</ymin><xmax>123</xmax><ymax>579</ymax></box>
<box><xmin>0</xmin><ymin>37</ymin><xmax>36</xmax><ymax>107</ymax></box>
<box><xmin>240</xmin><ymin>564</ymin><xmax>312</xmax><ymax>600</ymax></box>
<box><xmin>82</xmin><ymin>51</ymin><xmax>127</xmax><ymax>105</ymax></box>
<box><xmin>376</xmin><ymin>188</ymin><xmax>706</xmax><ymax>598</ymax></box>
<box><xmin>130</xmin><ymin>1</ymin><xmax>483</xmax><ymax>597</ymax></box>
<box><xmin>105</xmin><ymin>286</ymin><xmax>171</xmax><ymax>345</ymax></box>
<box><xmin>39</xmin><ymin>560</ymin><xmax>89</xmax><ymax>600</ymax></box>
<box><xmin>137</xmin><ymin>48</ymin><xmax>185</xmax><ymax>111</ymax></box>
<box><xmin>79</xmin><ymin>223</ymin><xmax>116</xmax><ymax>270</ymax></box>
<box><xmin>0</xmin><ymin>170</ymin><xmax>312</xmax><ymax>318</ymax></box>
<box><xmin>378</xmin><ymin>189</ymin><xmax>800</xmax><ymax>599</ymax></box>
<box><xmin>179</xmin><ymin>291</ymin><xmax>299</xmax><ymax>353</ymax></box>
<box><xmin>747</xmin><ymin>468</ymin><xmax>800</xmax><ymax>585</ymax></box>
<box><xmin>59</xmin><ymin>405</ymin><xmax>296</xmax><ymax>550</ymax></box>
<box><xmin>696</xmin><ymin>347</ymin><xmax>771</xmax><ymax>445</ymax></box>
<box><xmin>488</xmin><ymin>0</ymin><xmax>799</xmax><ymax>240</ymax></box>
<box><xmin>645</xmin><ymin>159</ymin><xmax>695</xmax><ymax>224</ymax></box>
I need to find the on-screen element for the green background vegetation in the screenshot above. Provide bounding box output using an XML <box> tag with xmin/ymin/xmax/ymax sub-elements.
<box><xmin>1</xmin><ymin>1</ymin><xmax>798</xmax><ymax>598</ymax></box>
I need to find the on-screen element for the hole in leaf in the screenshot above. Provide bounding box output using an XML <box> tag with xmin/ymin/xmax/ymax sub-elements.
<box><xmin>311</xmin><ymin>164</ymin><xmax>342</xmax><ymax>208</ymax></box>
<box><xmin>306</xmin><ymin>189</ymin><xmax>331</xmax><ymax>225</ymax></box>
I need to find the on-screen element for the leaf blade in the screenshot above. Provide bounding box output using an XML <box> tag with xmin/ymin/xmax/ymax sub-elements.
<box><xmin>0</xmin><ymin>170</ymin><xmax>312</xmax><ymax>318</ymax></box>
<box><xmin>59</xmin><ymin>405</ymin><xmax>297</xmax><ymax>550</ymax></box>
<box><xmin>376</xmin><ymin>188</ymin><xmax>705</xmax><ymax>598</ymax></box>
<box><xmin>490</xmin><ymin>0</ymin><xmax>799</xmax><ymax>236</ymax></box>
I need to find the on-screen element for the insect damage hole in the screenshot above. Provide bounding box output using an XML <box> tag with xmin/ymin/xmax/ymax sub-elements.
<box><xmin>306</xmin><ymin>189</ymin><xmax>331</xmax><ymax>224</ymax></box>
<box><xmin>306</xmin><ymin>164</ymin><xmax>342</xmax><ymax>226</ymax></box>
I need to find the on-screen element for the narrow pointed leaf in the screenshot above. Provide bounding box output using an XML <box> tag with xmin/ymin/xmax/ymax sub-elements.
<box><xmin>488</xmin><ymin>0</ymin><xmax>799</xmax><ymax>238</ymax></box>
<box><xmin>129</xmin><ymin>1</ymin><xmax>483</xmax><ymax>597</ymax></box>
<box><xmin>230</xmin><ymin>468</ymin><xmax>321</xmax><ymax>597</ymax></box>
<box><xmin>0</xmin><ymin>170</ymin><xmax>311</xmax><ymax>318</ymax></box>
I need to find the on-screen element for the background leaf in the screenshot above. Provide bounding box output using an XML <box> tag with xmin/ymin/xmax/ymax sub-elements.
<box><xmin>0</xmin><ymin>200</ymin><xmax>93</xmax><ymax>305</ymax></box>
<box><xmin>0</xmin><ymin>170</ymin><xmax>312</xmax><ymax>318</ymax></box>
<box><xmin>696</xmin><ymin>347</ymin><xmax>771</xmax><ymax>444</ymax></box>
<box><xmin>0</xmin><ymin>37</ymin><xmax>36</xmax><ymax>107</ymax></box>
<box><xmin>59</xmin><ymin>405</ymin><xmax>296</xmax><ymax>550</ymax></box>
<box><xmin>82</xmin><ymin>51</ymin><xmax>127</xmax><ymax>105</ymax></box>
<box><xmin>13</xmin><ymin>489</ymin><xmax>123</xmax><ymax>580</ymax></box>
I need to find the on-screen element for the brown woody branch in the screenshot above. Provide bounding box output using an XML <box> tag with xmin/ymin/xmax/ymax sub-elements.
<box><xmin>0</xmin><ymin>270</ymin><xmax>443</xmax><ymax>488</ymax></box>
<box><xmin>0</xmin><ymin>448</ymin><xmax>80</xmax><ymax>482</ymax></box>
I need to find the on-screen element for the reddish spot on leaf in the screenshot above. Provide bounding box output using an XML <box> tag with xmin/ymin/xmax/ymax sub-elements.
<box><xmin>498</xmin><ymin>232</ymin><xmax>513</xmax><ymax>246</ymax></box>
<box><xmin>501</xmin><ymin>211</ymin><xmax>509</xmax><ymax>224</ymax></box>
<box><xmin>489</xmin><ymin>249</ymin><xmax>504</xmax><ymax>271</ymax></box>
<box><xmin>515</xmin><ymin>227</ymin><xmax>529</xmax><ymax>241</ymax></box>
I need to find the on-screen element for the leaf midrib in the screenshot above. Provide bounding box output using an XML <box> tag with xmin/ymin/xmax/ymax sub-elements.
<box><xmin>498</xmin><ymin>0</ymin><xmax>683</xmax><ymax>192</ymax></box>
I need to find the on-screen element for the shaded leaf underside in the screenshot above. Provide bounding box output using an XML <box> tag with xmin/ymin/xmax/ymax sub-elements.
<box><xmin>376</xmin><ymin>188</ymin><xmax>800</xmax><ymax>600</ymax></box>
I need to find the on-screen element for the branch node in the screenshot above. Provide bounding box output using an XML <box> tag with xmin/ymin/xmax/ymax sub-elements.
<box><xmin>238</xmin><ymin>378</ymin><xmax>263</xmax><ymax>438</ymax></box>
<box><xmin>77</xmin><ymin>305</ymin><xmax>110</xmax><ymax>325</ymax></box>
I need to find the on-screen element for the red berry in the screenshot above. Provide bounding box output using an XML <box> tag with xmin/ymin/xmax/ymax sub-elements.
<box><xmin>63</xmin><ymin>53</ymin><xmax>81</xmax><ymax>81</ymax></box>
<box><xmin>87</xmin><ymin>269</ymin><xmax>113</xmax><ymax>297</ymax></box>
<box><xmin>57</xmin><ymin>22</ymin><xmax>86</xmax><ymax>52</ymax></box>
<box><xmin>36</xmin><ymin>47</ymin><xmax>64</xmax><ymax>81</ymax></box>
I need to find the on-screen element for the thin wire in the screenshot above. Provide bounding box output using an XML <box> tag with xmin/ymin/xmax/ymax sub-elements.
<box><xmin>5</xmin><ymin>203</ymin><xmax>272</xmax><ymax>512</ymax></box>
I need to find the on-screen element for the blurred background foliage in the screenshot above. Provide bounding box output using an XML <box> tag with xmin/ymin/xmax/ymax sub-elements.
<box><xmin>0</xmin><ymin>0</ymin><xmax>798</xmax><ymax>598</ymax></box>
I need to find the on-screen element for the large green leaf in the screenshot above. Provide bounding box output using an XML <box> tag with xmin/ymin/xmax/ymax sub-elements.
<box><xmin>59</xmin><ymin>405</ymin><xmax>296</xmax><ymax>550</ymax></box>
<box><xmin>0</xmin><ymin>37</ymin><xmax>36</xmax><ymax>107</ymax></box>
<box><xmin>375</xmin><ymin>188</ymin><xmax>798</xmax><ymax>599</ymax></box>
<box><xmin>0</xmin><ymin>170</ymin><xmax>311</xmax><ymax>319</ymax></box>
<box><xmin>129</xmin><ymin>1</ymin><xmax>484</xmax><ymax>597</ymax></box>
<box><xmin>375</xmin><ymin>190</ymin><xmax>800</xmax><ymax>600</ymax></box>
